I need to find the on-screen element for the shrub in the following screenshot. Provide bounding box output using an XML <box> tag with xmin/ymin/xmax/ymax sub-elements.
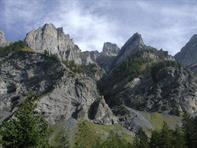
<box><xmin>0</xmin><ymin>41</ymin><xmax>27</xmax><ymax>57</ymax></box>
<box><xmin>151</xmin><ymin>61</ymin><xmax>180</xmax><ymax>82</ymax></box>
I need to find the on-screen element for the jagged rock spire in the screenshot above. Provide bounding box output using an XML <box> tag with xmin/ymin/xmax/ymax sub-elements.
<box><xmin>175</xmin><ymin>34</ymin><xmax>197</xmax><ymax>67</ymax></box>
<box><xmin>113</xmin><ymin>32</ymin><xmax>145</xmax><ymax>66</ymax></box>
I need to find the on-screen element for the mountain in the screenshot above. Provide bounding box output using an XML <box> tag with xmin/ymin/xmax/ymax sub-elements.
<box><xmin>99</xmin><ymin>33</ymin><xmax>197</xmax><ymax>130</ymax></box>
<box><xmin>25</xmin><ymin>23</ymin><xmax>82</xmax><ymax>64</ymax></box>
<box><xmin>102</xmin><ymin>42</ymin><xmax>120</xmax><ymax>56</ymax></box>
<box><xmin>0</xmin><ymin>31</ymin><xmax>9</xmax><ymax>47</ymax></box>
<box><xmin>96</xmin><ymin>42</ymin><xmax>120</xmax><ymax>71</ymax></box>
<box><xmin>113</xmin><ymin>33</ymin><xmax>144</xmax><ymax>66</ymax></box>
<box><xmin>175</xmin><ymin>34</ymin><xmax>197</xmax><ymax>71</ymax></box>
<box><xmin>1</xmin><ymin>26</ymin><xmax>197</xmax><ymax>147</ymax></box>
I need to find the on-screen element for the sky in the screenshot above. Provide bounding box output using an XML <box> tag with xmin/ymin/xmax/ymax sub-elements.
<box><xmin>1</xmin><ymin>0</ymin><xmax>197</xmax><ymax>55</ymax></box>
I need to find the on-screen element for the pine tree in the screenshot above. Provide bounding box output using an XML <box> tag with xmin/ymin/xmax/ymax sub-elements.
<box><xmin>0</xmin><ymin>95</ymin><xmax>49</xmax><ymax>148</ymax></box>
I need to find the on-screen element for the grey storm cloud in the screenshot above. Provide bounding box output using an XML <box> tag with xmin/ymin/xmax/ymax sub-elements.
<box><xmin>1</xmin><ymin>0</ymin><xmax>197</xmax><ymax>55</ymax></box>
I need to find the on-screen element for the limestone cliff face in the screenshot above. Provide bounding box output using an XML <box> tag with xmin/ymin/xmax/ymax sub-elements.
<box><xmin>25</xmin><ymin>23</ymin><xmax>82</xmax><ymax>64</ymax></box>
<box><xmin>0</xmin><ymin>51</ymin><xmax>116</xmax><ymax>125</ymax></box>
<box><xmin>0</xmin><ymin>31</ymin><xmax>9</xmax><ymax>47</ymax></box>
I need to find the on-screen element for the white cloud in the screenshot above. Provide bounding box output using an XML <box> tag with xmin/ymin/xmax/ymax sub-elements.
<box><xmin>1</xmin><ymin>0</ymin><xmax>197</xmax><ymax>54</ymax></box>
<box><xmin>43</xmin><ymin>0</ymin><xmax>124</xmax><ymax>51</ymax></box>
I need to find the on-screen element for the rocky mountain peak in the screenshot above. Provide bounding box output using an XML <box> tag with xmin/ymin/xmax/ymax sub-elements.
<box><xmin>175</xmin><ymin>34</ymin><xmax>197</xmax><ymax>68</ymax></box>
<box><xmin>113</xmin><ymin>32</ymin><xmax>145</xmax><ymax>66</ymax></box>
<box><xmin>0</xmin><ymin>31</ymin><xmax>9</xmax><ymax>47</ymax></box>
<box><xmin>25</xmin><ymin>23</ymin><xmax>82</xmax><ymax>64</ymax></box>
<box><xmin>122</xmin><ymin>32</ymin><xmax>144</xmax><ymax>49</ymax></box>
<box><xmin>102</xmin><ymin>42</ymin><xmax>120</xmax><ymax>56</ymax></box>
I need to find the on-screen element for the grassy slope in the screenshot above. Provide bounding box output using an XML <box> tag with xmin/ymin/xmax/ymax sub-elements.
<box><xmin>142</xmin><ymin>112</ymin><xmax>181</xmax><ymax>132</ymax></box>
<box><xmin>72</xmin><ymin>120</ymin><xmax>133</xmax><ymax>148</ymax></box>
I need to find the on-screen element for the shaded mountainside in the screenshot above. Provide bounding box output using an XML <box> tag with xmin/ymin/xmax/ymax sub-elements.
<box><xmin>98</xmin><ymin>34</ymin><xmax>197</xmax><ymax>132</ymax></box>
<box><xmin>175</xmin><ymin>34</ymin><xmax>197</xmax><ymax>72</ymax></box>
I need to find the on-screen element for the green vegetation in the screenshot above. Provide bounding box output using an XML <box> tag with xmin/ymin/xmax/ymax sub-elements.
<box><xmin>48</xmin><ymin>122</ymin><xmax>69</xmax><ymax>148</ymax></box>
<box><xmin>115</xmin><ymin>55</ymin><xmax>152</xmax><ymax>82</ymax></box>
<box><xmin>0</xmin><ymin>95</ymin><xmax>49</xmax><ymax>148</ymax></box>
<box><xmin>132</xmin><ymin>114</ymin><xmax>197</xmax><ymax>148</ymax></box>
<box><xmin>151</xmin><ymin>60</ymin><xmax>180</xmax><ymax>82</ymax></box>
<box><xmin>142</xmin><ymin>112</ymin><xmax>181</xmax><ymax>131</ymax></box>
<box><xmin>0</xmin><ymin>41</ymin><xmax>31</xmax><ymax>57</ymax></box>
<box><xmin>73</xmin><ymin>120</ymin><xmax>133</xmax><ymax>148</ymax></box>
<box><xmin>63</xmin><ymin>60</ymin><xmax>98</xmax><ymax>77</ymax></box>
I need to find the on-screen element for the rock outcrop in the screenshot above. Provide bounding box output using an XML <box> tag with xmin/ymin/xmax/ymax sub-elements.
<box><xmin>96</xmin><ymin>42</ymin><xmax>120</xmax><ymax>71</ymax></box>
<box><xmin>80</xmin><ymin>51</ymin><xmax>99</xmax><ymax>65</ymax></box>
<box><xmin>0</xmin><ymin>51</ymin><xmax>102</xmax><ymax>124</ymax></box>
<box><xmin>88</xmin><ymin>97</ymin><xmax>118</xmax><ymax>125</ymax></box>
<box><xmin>175</xmin><ymin>34</ymin><xmax>197</xmax><ymax>71</ymax></box>
<box><xmin>102</xmin><ymin>42</ymin><xmax>120</xmax><ymax>56</ymax></box>
<box><xmin>25</xmin><ymin>23</ymin><xmax>82</xmax><ymax>64</ymax></box>
<box><xmin>0</xmin><ymin>31</ymin><xmax>9</xmax><ymax>47</ymax></box>
<box><xmin>100</xmin><ymin>33</ymin><xmax>197</xmax><ymax>117</ymax></box>
<box><xmin>36</xmin><ymin>74</ymin><xmax>99</xmax><ymax>124</ymax></box>
<box><xmin>0</xmin><ymin>51</ymin><xmax>64</xmax><ymax>122</ymax></box>
<box><xmin>113</xmin><ymin>33</ymin><xmax>144</xmax><ymax>66</ymax></box>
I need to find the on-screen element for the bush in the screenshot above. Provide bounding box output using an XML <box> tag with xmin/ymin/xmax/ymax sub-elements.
<box><xmin>0</xmin><ymin>41</ymin><xmax>27</xmax><ymax>57</ymax></box>
<box><xmin>151</xmin><ymin>61</ymin><xmax>180</xmax><ymax>82</ymax></box>
<box><xmin>0</xmin><ymin>95</ymin><xmax>49</xmax><ymax>148</ymax></box>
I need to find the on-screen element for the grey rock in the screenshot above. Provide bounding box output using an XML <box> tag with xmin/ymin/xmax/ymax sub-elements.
<box><xmin>88</xmin><ymin>97</ymin><xmax>118</xmax><ymax>125</ymax></box>
<box><xmin>80</xmin><ymin>51</ymin><xmax>99</xmax><ymax>65</ymax></box>
<box><xmin>0</xmin><ymin>31</ymin><xmax>9</xmax><ymax>47</ymax></box>
<box><xmin>0</xmin><ymin>51</ymin><xmax>64</xmax><ymax>122</ymax></box>
<box><xmin>36</xmin><ymin>73</ymin><xmax>99</xmax><ymax>124</ymax></box>
<box><xmin>102</xmin><ymin>42</ymin><xmax>120</xmax><ymax>56</ymax></box>
<box><xmin>175</xmin><ymin>34</ymin><xmax>197</xmax><ymax>70</ymax></box>
<box><xmin>96</xmin><ymin>42</ymin><xmax>120</xmax><ymax>71</ymax></box>
<box><xmin>25</xmin><ymin>23</ymin><xmax>82</xmax><ymax>64</ymax></box>
<box><xmin>0</xmin><ymin>50</ymin><xmax>104</xmax><ymax>125</ymax></box>
<box><xmin>113</xmin><ymin>33</ymin><xmax>145</xmax><ymax>66</ymax></box>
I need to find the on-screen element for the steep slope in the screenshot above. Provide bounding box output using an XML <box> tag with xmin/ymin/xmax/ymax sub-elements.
<box><xmin>25</xmin><ymin>23</ymin><xmax>82</xmax><ymax>64</ymax></box>
<box><xmin>112</xmin><ymin>33</ymin><xmax>144</xmax><ymax>66</ymax></box>
<box><xmin>175</xmin><ymin>34</ymin><xmax>197</xmax><ymax>71</ymax></box>
<box><xmin>0</xmin><ymin>51</ymin><xmax>63</xmax><ymax>122</ymax></box>
<box><xmin>99</xmin><ymin>33</ymin><xmax>197</xmax><ymax>132</ymax></box>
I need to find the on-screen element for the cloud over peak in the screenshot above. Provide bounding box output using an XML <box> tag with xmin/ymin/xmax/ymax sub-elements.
<box><xmin>1</xmin><ymin>0</ymin><xmax>197</xmax><ymax>54</ymax></box>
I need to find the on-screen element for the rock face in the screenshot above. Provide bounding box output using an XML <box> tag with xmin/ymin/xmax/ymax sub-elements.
<box><xmin>88</xmin><ymin>97</ymin><xmax>118</xmax><ymax>125</ymax></box>
<box><xmin>0</xmin><ymin>31</ymin><xmax>8</xmax><ymax>47</ymax></box>
<box><xmin>0</xmin><ymin>51</ymin><xmax>102</xmax><ymax>124</ymax></box>
<box><xmin>175</xmin><ymin>35</ymin><xmax>197</xmax><ymax>70</ymax></box>
<box><xmin>102</xmin><ymin>42</ymin><xmax>120</xmax><ymax>56</ymax></box>
<box><xmin>0</xmin><ymin>51</ymin><xmax>64</xmax><ymax>122</ymax></box>
<box><xmin>25</xmin><ymin>23</ymin><xmax>82</xmax><ymax>64</ymax></box>
<box><xmin>100</xmin><ymin>33</ymin><xmax>197</xmax><ymax>117</ymax></box>
<box><xmin>113</xmin><ymin>33</ymin><xmax>144</xmax><ymax>66</ymax></box>
<box><xmin>80</xmin><ymin>51</ymin><xmax>99</xmax><ymax>65</ymax></box>
<box><xmin>36</xmin><ymin>74</ymin><xmax>99</xmax><ymax>124</ymax></box>
<box><xmin>115</xmin><ymin>66</ymin><xmax>197</xmax><ymax>115</ymax></box>
<box><xmin>96</xmin><ymin>42</ymin><xmax>120</xmax><ymax>71</ymax></box>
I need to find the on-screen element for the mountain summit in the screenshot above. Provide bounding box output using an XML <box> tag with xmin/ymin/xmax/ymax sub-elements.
<box><xmin>113</xmin><ymin>33</ymin><xmax>144</xmax><ymax>66</ymax></box>
<box><xmin>25</xmin><ymin>23</ymin><xmax>82</xmax><ymax>64</ymax></box>
<box><xmin>0</xmin><ymin>31</ymin><xmax>9</xmax><ymax>47</ymax></box>
<box><xmin>175</xmin><ymin>34</ymin><xmax>197</xmax><ymax>69</ymax></box>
